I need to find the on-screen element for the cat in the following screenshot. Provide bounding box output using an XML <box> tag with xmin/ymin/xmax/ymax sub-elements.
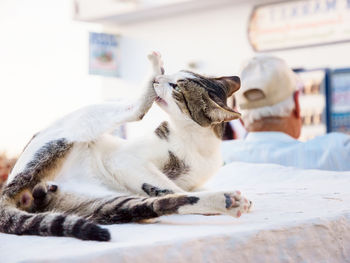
<box><xmin>0</xmin><ymin>52</ymin><xmax>252</xmax><ymax>241</ymax></box>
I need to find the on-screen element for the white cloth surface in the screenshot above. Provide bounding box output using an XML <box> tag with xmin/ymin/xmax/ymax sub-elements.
<box><xmin>221</xmin><ymin>132</ymin><xmax>350</xmax><ymax>171</ymax></box>
<box><xmin>1</xmin><ymin>162</ymin><xmax>350</xmax><ymax>263</ymax></box>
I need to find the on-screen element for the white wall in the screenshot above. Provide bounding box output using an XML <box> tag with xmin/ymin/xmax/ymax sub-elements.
<box><xmin>101</xmin><ymin>0</ymin><xmax>350</xmax><ymax>137</ymax></box>
<box><xmin>102</xmin><ymin>1</ymin><xmax>256</xmax><ymax>137</ymax></box>
<box><xmin>104</xmin><ymin>0</ymin><xmax>350</xmax><ymax>84</ymax></box>
<box><xmin>0</xmin><ymin>0</ymin><xmax>103</xmax><ymax>156</ymax></box>
<box><xmin>2</xmin><ymin>0</ymin><xmax>348</xmax><ymax>153</ymax></box>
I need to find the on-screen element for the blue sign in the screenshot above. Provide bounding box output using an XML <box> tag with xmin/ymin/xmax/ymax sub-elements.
<box><xmin>89</xmin><ymin>32</ymin><xmax>120</xmax><ymax>77</ymax></box>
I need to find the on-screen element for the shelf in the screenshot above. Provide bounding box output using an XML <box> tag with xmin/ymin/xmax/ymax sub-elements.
<box><xmin>73</xmin><ymin>0</ymin><xmax>243</xmax><ymax>24</ymax></box>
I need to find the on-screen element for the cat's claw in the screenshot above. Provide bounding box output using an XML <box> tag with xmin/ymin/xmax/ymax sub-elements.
<box><xmin>148</xmin><ymin>51</ymin><xmax>164</xmax><ymax>75</ymax></box>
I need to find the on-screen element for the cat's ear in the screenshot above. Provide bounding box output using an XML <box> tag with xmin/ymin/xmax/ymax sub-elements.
<box><xmin>206</xmin><ymin>97</ymin><xmax>241</xmax><ymax>123</ymax></box>
<box><xmin>213</xmin><ymin>76</ymin><xmax>241</xmax><ymax>97</ymax></box>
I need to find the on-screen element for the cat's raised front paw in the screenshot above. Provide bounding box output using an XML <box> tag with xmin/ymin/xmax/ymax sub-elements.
<box><xmin>148</xmin><ymin>51</ymin><xmax>164</xmax><ymax>75</ymax></box>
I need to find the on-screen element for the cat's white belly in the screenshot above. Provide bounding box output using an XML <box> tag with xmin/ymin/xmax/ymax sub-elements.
<box><xmin>54</xmin><ymin>140</ymin><xmax>127</xmax><ymax>198</ymax></box>
<box><xmin>55</xmin><ymin>176</ymin><xmax>119</xmax><ymax>198</ymax></box>
<box><xmin>174</xmin><ymin>152</ymin><xmax>222</xmax><ymax>191</ymax></box>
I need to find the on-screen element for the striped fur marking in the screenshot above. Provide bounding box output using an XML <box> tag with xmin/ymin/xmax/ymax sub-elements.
<box><xmin>50</xmin><ymin>215</ymin><xmax>65</xmax><ymax>236</ymax></box>
<box><xmin>3</xmin><ymin>138</ymin><xmax>73</xmax><ymax>198</ymax></box>
<box><xmin>162</xmin><ymin>151</ymin><xmax>190</xmax><ymax>180</ymax></box>
<box><xmin>142</xmin><ymin>183</ymin><xmax>174</xmax><ymax>197</ymax></box>
<box><xmin>0</xmin><ymin>191</ymin><xmax>199</xmax><ymax>240</ymax></box>
<box><xmin>0</xmin><ymin>203</ymin><xmax>110</xmax><ymax>241</ymax></box>
<box><xmin>89</xmin><ymin>196</ymin><xmax>158</xmax><ymax>224</ymax></box>
<box><xmin>153</xmin><ymin>195</ymin><xmax>199</xmax><ymax>214</ymax></box>
<box><xmin>173</xmin><ymin>74</ymin><xmax>240</xmax><ymax>135</ymax></box>
<box><xmin>154</xmin><ymin>121</ymin><xmax>170</xmax><ymax>140</ymax></box>
<box><xmin>87</xmin><ymin>194</ymin><xmax>198</xmax><ymax>224</ymax></box>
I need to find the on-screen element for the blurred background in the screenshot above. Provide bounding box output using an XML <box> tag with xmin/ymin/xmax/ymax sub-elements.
<box><xmin>0</xmin><ymin>0</ymin><xmax>350</xmax><ymax>176</ymax></box>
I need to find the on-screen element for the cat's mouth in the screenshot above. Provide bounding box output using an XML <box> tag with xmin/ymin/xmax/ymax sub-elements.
<box><xmin>155</xmin><ymin>96</ymin><xmax>168</xmax><ymax>106</ymax></box>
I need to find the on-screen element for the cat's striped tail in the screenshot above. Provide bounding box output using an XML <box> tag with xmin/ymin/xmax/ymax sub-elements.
<box><xmin>0</xmin><ymin>202</ymin><xmax>110</xmax><ymax>241</ymax></box>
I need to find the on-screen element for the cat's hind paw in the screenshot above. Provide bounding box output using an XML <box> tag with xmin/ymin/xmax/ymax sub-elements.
<box><xmin>224</xmin><ymin>191</ymin><xmax>252</xmax><ymax>218</ymax></box>
<box><xmin>148</xmin><ymin>51</ymin><xmax>164</xmax><ymax>75</ymax></box>
<box><xmin>31</xmin><ymin>182</ymin><xmax>58</xmax><ymax>210</ymax></box>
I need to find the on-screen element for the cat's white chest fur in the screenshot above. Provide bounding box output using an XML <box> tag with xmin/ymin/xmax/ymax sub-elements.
<box><xmin>161</xmin><ymin>123</ymin><xmax>223</xmax><ymax>191</ymax></box>
<box><xmin>82</xmin><ymin>123</ymin><xmax>223</xmax><ymax>195</ymax></box>
<box><xmin>176</xmin><ymin>150</ymin><xmax>222</xmax><ymax>191</ymax></box>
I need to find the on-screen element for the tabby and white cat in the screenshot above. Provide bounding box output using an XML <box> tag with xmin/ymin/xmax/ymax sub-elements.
<box><xmin>0</xmin><ymin>52</ymin><xmax>251</xmax><ymax>241</ymax></box>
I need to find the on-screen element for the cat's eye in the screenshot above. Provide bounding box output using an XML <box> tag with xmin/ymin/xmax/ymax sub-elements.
<box><xmin>169</xmin><ymin>83</ymin><xmax>181</xmax><ymax>92</ymax></box>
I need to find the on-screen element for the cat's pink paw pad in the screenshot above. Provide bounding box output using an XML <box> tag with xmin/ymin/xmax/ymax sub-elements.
<box><xmin>224</xmin><ymin>193</ymin><xmax>240</xmax><ymax>209</ymax></box>
<box><xmin>152</xmin><ymin>51</ymin><xmax>161</xmax><ymax>57</ymax></box>
<box><xmin>243</xmin><ymin>198</ymin><xmax>253</xmax><ymax>212</ymax></box>
<box><xmin>148</xmin><ymin>51</ymin><xmax>163</xmax><ymax>70</ymax></box>
<box><xmin>147</xmin><ymin>51</ymin><xmax>160</xmax><ymax>60</ymax></box>
<box><xmin>224</xmin><ymin>192</ymin><xmax>252</xmax><ymax>217</ymax></box>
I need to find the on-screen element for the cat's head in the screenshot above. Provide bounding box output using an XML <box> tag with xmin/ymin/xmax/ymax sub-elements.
<box><xmin>153</xmin><ymin>70</ymin><xmax>241</xmax><ymax>132</ymax></box>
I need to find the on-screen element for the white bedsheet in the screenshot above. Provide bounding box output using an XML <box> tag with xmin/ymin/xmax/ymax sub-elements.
<box><xmin>1</xmin><ymin>162</ymin><xmax>350</xmax><ymax>263</ymax></box>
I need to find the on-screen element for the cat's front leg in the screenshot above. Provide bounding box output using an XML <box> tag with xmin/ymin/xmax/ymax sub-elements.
<box><xmin>148</xmin><ymin>51</ymin><xmax>164</xmax><ymax>76</ymax></box>
<box><xmin>58</xmin><ymin>52</ymin><xmax>164</xmax><ymax>142</ymax></box>
<box><xmin>134</xmin><ymin>51</ymin><xmax>164</xmax><ymax>120</ymax></box>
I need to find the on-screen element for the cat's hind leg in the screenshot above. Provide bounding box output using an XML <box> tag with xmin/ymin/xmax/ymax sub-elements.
<box><xmin>136</xmin><ymin>187</ymin><xmax>252</xmax><ymax>218</ymax></box>
<box><xmin>47</xmin><ymin>191</ymin><xmax>201</xmax><ymax>224</ymax></box>
<box><xmin>177</xmin><ymin>190</ymin><xmax>252</xmax><ymax>218</ymax></box>
<box><xmin>4</xmin><ymin>138</ymin><xmax>73</xmax><ymax>199</ymax></box>
<box><xmin>133</xmin><ymin>182</ymin><xmax>252</xmax><ymax>217</ymax></box>
<box><xmin>62</xmin><ymin>191</ymin><xmax>252</xmax><ymax>224</ymax></box>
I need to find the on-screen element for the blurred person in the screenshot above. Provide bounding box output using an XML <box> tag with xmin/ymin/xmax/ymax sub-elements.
<box><xmin>222</xmin><ymin>96</ymin><xmax>247</xmax><ymax>140</ymax></box>
<box><xmin>221</xmin><ymin>56</ymin><xmax>350</xmax><ymax>171</ymax></box>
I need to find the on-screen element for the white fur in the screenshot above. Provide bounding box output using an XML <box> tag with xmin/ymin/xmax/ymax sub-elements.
<box><xmin>7</xmin><ymin>53</ymin><xmax>251</xmax><ymax>216</ymax></box>
<box><xmin>240</xmin><ymin>95</ymin><xmax>295</xmax><ymax>127</ymax></box>
<box><xmin>153</xmin><ymin>71</ymin><xmax>195</xmax><ymax>119</ymax></box>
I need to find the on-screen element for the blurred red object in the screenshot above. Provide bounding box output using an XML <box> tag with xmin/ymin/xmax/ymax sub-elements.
<box><xmin>0</xmin><ymin>153</ymin><xmax>17</xmax><ymax>187</ymax></box>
